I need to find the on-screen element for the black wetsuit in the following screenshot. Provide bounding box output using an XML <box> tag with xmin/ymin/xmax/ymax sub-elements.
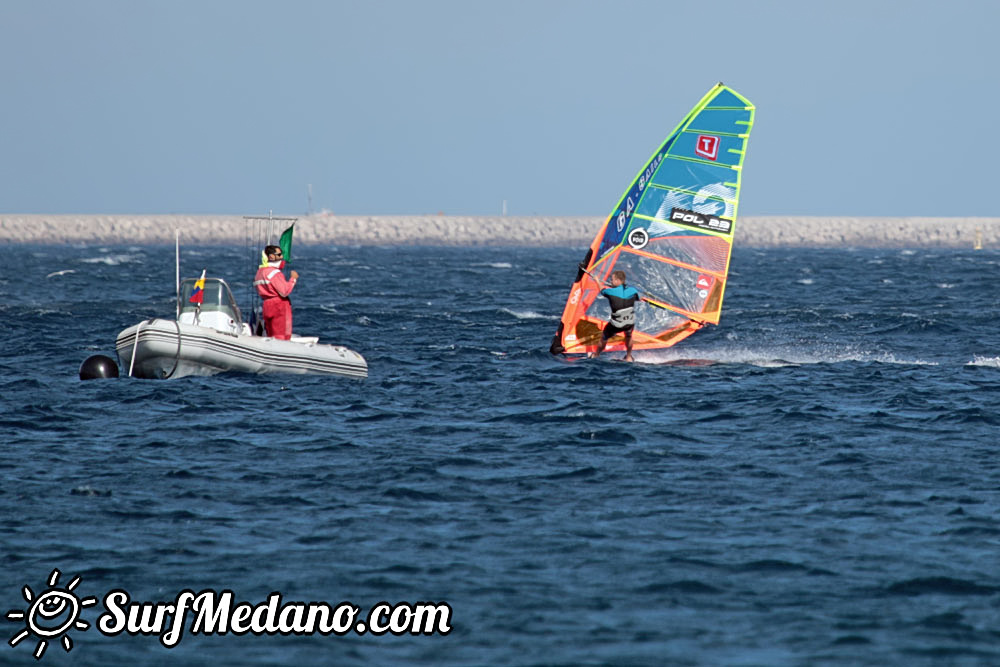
<box><xmin>600</xmin><ymin>284</ymin><xmax>641</xmax><ymax>339</ymax></box>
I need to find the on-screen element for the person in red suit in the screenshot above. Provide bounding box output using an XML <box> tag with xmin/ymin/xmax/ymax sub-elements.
<box><xmin>253</xmin><ymin>245</ymin><xmax>299</xmax><ymax>339</ymax></box>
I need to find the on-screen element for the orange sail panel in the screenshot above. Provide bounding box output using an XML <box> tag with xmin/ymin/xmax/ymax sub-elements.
<box><xmin>550</xmin><ymin>83</ymin><xmax>755</xmax><ymax>355</ymax></box>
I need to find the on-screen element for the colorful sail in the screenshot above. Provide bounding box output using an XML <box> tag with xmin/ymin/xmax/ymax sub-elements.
<box><xmin>550</xmin><ymin>83</ymin><xmax>755</xmax><ymax>355</ymax></box>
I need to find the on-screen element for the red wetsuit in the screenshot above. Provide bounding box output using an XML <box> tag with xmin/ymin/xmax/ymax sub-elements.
<box><xmin>253</xmin><ymin>263</ymin><xmax>297</xmax><ymax>339</ymax></box>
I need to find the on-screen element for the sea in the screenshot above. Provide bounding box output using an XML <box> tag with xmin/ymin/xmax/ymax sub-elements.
<box><xmin>3</xmin><ymin>243</ymin><xmax>1000</xmax><ymax>666</ymax></box>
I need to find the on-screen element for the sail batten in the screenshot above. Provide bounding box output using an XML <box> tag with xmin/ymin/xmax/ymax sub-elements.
<box><xmin>550</xmin><ymin>83</ymin><xmax>755</xmax><ymax>356</ymax></box>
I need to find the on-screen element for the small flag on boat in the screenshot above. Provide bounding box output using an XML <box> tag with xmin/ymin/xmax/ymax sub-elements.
<box><xmin>278</xmin><ymin>223</ymin><xmax>294</xmax><ymax>264</ymax></box>
<box><xmin>189</xmin><ymin>269</ymin><xmax>206</xmax><ymax>304</ymax></box>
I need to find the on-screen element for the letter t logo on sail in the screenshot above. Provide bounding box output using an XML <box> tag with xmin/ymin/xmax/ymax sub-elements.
<box><xmin>695</xmin><ymin>135</ymin><xmax>719</xmax><ymax>161</ymax></box>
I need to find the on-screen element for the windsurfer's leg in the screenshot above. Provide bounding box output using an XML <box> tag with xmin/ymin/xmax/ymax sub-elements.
<box><xmin>591</xmin><ymin>325</ymin><xmax>614</xmax><ymax>358</ymax></box>
<box><xmin>624</xmin><ymin>328</ymin><xmax>634</xmax><ymax>362</ymax></box>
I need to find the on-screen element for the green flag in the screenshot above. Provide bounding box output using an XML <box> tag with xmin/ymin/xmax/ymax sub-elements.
<box><xmin>278</xmin><ymin>223</ymin><xmax>294</xmax><ymax>264</ymax></box>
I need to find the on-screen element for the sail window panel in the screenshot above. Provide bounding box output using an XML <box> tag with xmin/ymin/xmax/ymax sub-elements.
<box><xmin>671</xmin><ymin>132</ymin><xmax>745</xmax><ymax>166</ymax></box>
<box><xmin>635</xmin><ymin>185</ymin><xmax>734</xmax><ymax>222</ymax></box>
<box><xmin>584</xmin><ymin>281</ymin><xmax>688</xmax><ymax>336</ymax></box>
<box><xmin>637</xmin><ymin>231</ymin><xmax>732</xmax><ymax>274</ymax></box>
<box><xmin>685</xmin><ymin>108</ymin><xmax>752</xmax><ymax>135</ymax></box>
<box><xmin>650</xmin><ymin>159</ymin><xmax>737</xmax><ymax>196</ymax></box>
<box><xmin>612</xmin><ymin>251</ymin><xmax>711</xmax><ymax>329</ymax></box>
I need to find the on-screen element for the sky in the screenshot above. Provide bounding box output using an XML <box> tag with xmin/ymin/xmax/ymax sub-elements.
<box><xmin>1</xmin><ymin>0</ymin><xmax>998</xmax><ymax>217</ymax></box>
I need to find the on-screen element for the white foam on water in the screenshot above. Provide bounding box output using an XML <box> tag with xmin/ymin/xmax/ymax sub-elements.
<box><xmin>634</xmin><ymin>344</ymin><xmax>939</xmax><ymax>368</ymax></box>
<box><xmin>80</xmin><ymin>253</ymin><xmax>142</xmax><ymax>266</ymax></box>
<box><xmin>967</xmin><ymin>356</ymin><xmax>1000</xmax><ymax>368</ymax></box>
<box><xmin>45</xmin><ymin>269</ymin><xmax>76</xmax><ymax>278</ymax></box>
<box><xmin>29</xmin><ymin>308</ymin><xmax>75</xmax><ymax>317</ymax></box>
<box><xmin>501</xmin><ymin>308</ymin><xmax>558</xmax><ymax>320</ymax></box>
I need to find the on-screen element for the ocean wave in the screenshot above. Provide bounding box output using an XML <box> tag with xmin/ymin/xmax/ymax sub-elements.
<box><xmin>885</xmin><ymin>576</ymin><xmax>999</xmax><ymax>596</ymax></box>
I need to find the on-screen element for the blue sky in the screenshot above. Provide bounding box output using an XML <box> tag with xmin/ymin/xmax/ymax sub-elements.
<box><xmin>1</xmin><ymin>0</ymin><xmax>997</xmax><ymax>217</ymax></box>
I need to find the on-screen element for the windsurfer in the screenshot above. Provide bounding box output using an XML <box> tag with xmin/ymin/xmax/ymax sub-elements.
<box><xmin>589</xmin><ymin>270</ymin><xmax>641</xmax><ymax>362</ymax></box>
<box><xmin>254</xmin><ymin>245</ymin><xmax>299</xmax><ymax>340</ymax></box>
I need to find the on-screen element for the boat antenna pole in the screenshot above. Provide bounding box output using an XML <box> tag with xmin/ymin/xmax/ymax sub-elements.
<box><xmin>175</xmin><ymin>229</ymin><xmax>180</xmax><ymax>320</ymax></box>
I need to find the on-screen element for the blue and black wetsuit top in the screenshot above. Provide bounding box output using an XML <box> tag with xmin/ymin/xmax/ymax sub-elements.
<box><xmin>600</xmin><ymin>284</ymin><xmax>641</xmax><ymax>328</ymax></box>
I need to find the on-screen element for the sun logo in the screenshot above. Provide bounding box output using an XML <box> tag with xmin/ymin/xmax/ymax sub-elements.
<box><xmin>6</xmin><ymin>569</ymin><xmax>97</xmax><ymax>660</ymax></box>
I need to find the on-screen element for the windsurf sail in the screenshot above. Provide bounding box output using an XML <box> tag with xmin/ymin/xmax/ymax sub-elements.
<box><xmin>550</xmin><ymin>83</ymin><xmax>755</xmax><ymax>355</ymax></box>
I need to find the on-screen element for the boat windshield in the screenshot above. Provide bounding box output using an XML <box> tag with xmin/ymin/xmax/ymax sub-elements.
<box><xmin>178</xmin><ymin>278</ymin><xmax>242</xmax><ymax>323</ymax></box>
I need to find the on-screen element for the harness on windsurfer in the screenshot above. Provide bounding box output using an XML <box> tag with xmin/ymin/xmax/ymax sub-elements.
<box><xmin>253</xmin><ymin>245</ymin><xmax>299</xmax><ymax>340</ymax></box>
<box><xmin>589</xmin><ymin>270</ymin><xmax>641</xmax><ymax>362</ymax></box>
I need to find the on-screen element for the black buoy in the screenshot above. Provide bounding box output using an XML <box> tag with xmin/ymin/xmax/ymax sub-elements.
<box><xmin>79</xmin><ymin>354</ymin><xmax>119</xmax><ymax>380</ymax></box>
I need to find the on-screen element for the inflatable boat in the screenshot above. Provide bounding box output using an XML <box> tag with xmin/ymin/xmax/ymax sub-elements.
<box><xmin>116</xmin><ymin>277</ymin><xmax>367</xmax><ymax>380</ymax></box>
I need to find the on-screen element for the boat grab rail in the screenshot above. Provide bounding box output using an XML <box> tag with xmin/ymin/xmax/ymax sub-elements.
<box><xmin>163</xmin><ymin>320</ymin><xmax>182</xmax><ymax>379</ymax></box>
<box><xmin>127</xmin><ymin>320</ymin><xmax>145</xmax><ymax>377</ymax></box>
<box><xmin>127</xmin><ymin>319</ymin><xmax>183</xmax><ymax>380</ymax></box>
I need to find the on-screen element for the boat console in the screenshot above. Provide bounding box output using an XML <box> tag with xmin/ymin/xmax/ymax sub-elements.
<box><xmin>177</xmin><ymin>277</ymin><xmax>247</xmax><ymax>335</ymax></box>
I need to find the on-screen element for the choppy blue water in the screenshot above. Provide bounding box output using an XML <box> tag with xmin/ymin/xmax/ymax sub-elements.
<box><xmin>3</xmin><ymin>243</ymin><xmax>1000</xmax><ymax>665</ymax></box>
